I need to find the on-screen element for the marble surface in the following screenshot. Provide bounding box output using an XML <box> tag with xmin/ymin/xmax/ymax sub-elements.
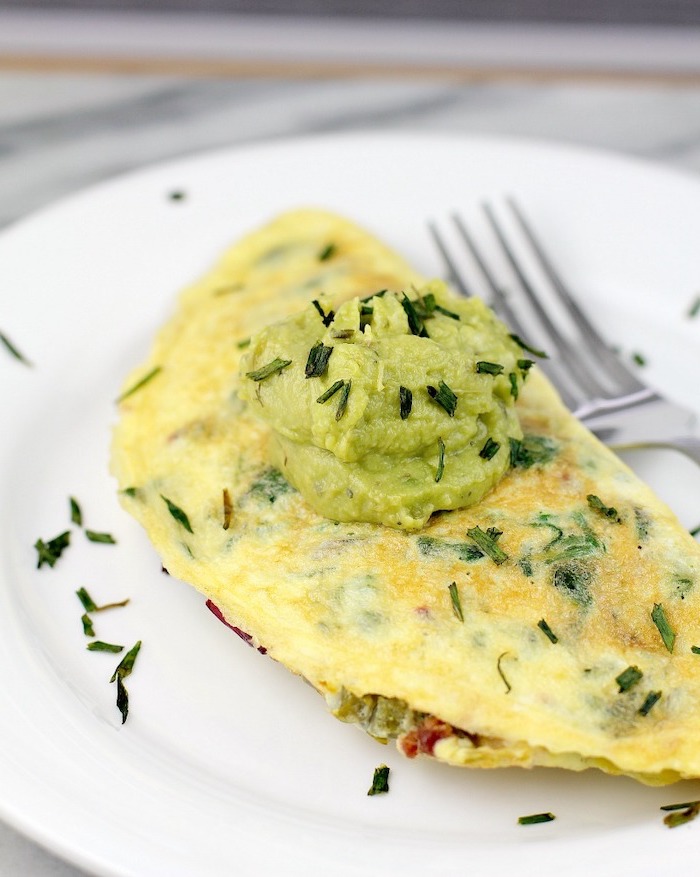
<box><xmin>6</xmin><ymin>72</ymin><xmax>700</xmax><ymax>233</ymax></box>
<box><xmin>3</xmin><ymin>63</ymin><xmax>700</xmax><ymax>876</ymax></box>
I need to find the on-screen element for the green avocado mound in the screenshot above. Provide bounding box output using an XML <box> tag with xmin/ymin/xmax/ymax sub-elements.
<box><xmin>239</xmin><ymin>281</ymin><xmax>524</xmax><ymax>529</ymax></box>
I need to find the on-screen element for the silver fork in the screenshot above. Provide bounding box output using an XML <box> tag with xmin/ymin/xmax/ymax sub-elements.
<box><xmin>429</xmin><ymin>199</ymin><xmax>700</xmax><ymax>466</ymax></box>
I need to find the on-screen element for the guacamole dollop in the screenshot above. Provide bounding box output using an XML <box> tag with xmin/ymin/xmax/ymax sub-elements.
<box><xmin>239</xmin><ymin>281</ymin><xmax>524</xmax><ymax>529</ymax></box>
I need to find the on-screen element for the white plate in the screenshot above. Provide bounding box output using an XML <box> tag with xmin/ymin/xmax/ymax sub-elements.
<box><xmin>1</xmin><ymin>132</ymin><xmax>700</xmax><ymax>877</ymax></box>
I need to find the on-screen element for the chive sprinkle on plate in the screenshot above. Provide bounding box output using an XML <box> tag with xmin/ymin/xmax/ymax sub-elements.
<box><xmin>34</xmin><ymin>531</ymin><xmax>71</xmax><ymax>569</ymax></box>
<box><xmin>367</xmin><ymin>764</ymin><xmax>390</xmax><ymax>796</ymax></box>
<box><xmin>518</xmin><ymin>812</ymin><xmax>556</xmax><ymax>825</ymax></box>
<box><xmin>85</xmin><ymin>530</ymin><xmax>117</xmax><ymax>545</ymax></box>
<box><xmin>0</xmin><ymin>330</ymin><xmax>32</xmax><ymax>366</ymax></box>
<box><xmin>661</xmin><ymin>800</ymin><xmax>700</xmax><ymax>828</ymax></box>
<box><xmin>69</xmin><ymin>496</ymin><xmax>83</xmax><ymax>527</ymax></box>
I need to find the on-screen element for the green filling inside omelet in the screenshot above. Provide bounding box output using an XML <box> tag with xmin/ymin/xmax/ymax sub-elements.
<box><xmin>239</xmin><ymin>281</ymin><xmax>523</xmax><ymax>529</ymax></box>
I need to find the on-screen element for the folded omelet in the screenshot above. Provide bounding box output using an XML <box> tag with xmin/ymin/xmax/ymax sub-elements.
<box><xmin>111</xmin><ymin>209</ymin><xmax>700</xmax><ymax>785</ymax></box>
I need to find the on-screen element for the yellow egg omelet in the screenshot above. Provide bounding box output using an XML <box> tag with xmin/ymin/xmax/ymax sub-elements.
<box><xmin>111</xmin><ymin>209</ymin><xmax>700</xmax><ymax>785</ymax></box>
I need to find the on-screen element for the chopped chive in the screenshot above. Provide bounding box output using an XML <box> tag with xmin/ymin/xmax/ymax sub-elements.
<box><xmin>639</xmin><ymin>690</ymin><xmax>662</xmax><ymax>716</ymax></box>
<box><xmin>690</xmin><ymin>524</ymin><xmax>700</xmax><ymax>538</ymax></box>
<box><xmin>497</xmin><ymin>652</ymin><xmax>512</xmax><ymax>693</ymax></box>
<box><xmin>427</xmin><ymin>381</ymin><xmax>458</xmax><ymax>417</ymax></box>
<box><xmin>316</xmin><ymin>379</ymin><xmax>345</xmax><ymax>404</ymax></box>
<box><xmin>688</xmin><ymin>296</ymin><xmax>700</xmax><ymax>319</ymax></box>
<box><xmin>359</xmin><ymin>304</ymin><xmax>374</xmax><ymax>316</ymax></box>
<box><xmin>336</xmin><ymin>380</ymin><xmax>351</xmax><ymax>421</ymax></box>
<box><xmin>509</xmin><ymin>434</ymin><xmax>557</xmax><ymax>469</ymax></box>
<box><xmin>360</xmin><ymin>289</ymin><xmax>387</xmax><ymax>303</ymax></box>
<box><xmin>85</xmin><ymin>530</ymin><xmax>117</xmax><ymax>544</ymax></box>
<box><xmin>537</xmin><ymin>618</ymin><xmax>558</xmax><ymax>644</ymax></box>
<box><xmin>414</xmin><ymin>293</ymin><xmax>461</xmax><ymax>321</ymax></box>
<box><xmin>332</xmin><ymin>329</ymin><xmax>355</xmax><ymax>339</ymax></box>
<box><xmin>434</xmin><ymin>303</ymin><xmax>460</xmax><ymax>320</ymax></box>
<box><xmin>399</xmin><ymin>386</ymin><xmax>412</xmax><ymax>420</ymax></box>
<box><xmin>76</xmin><ymin>587</ymin><xmax>99</xmax><ymax>613</ymax></box>
<box><xmin>0</xmin><ymin>330</ymin><xmax>32</xmax><ymax>366</ymax></box>
<box><xmin>476</xmin><ymin>361</ymin><xmax>504</xmax><ymax>376</ymax></box>
<box><xmin>168</xmin><ymin>190</ymin><xmax>186</xmax><ymax>201</ymax></box>
<box><xmin>367</xmin><ymin>764</ymin><xmax>390</xmax><ymax>796</ymax></box>
<box><xmin>110</xmin><ymin>640</ymin><xmax>142</xmax><ymax>684</ymax></box>
<box><xmin>632</xmin><ymin>351</ymin><xmax>647</xmax><ymax>367</ymax></box>
<box><xmin>245</xmin><ymin>357</ymin><xmax>291</xmax><ymax>381</ymax></box>
<box><xmin>77</xmin><ymin>588</ymin><xmax>129</xmax><ymax>612</ymax></box>
<box><xmin>415</xmin><ymin>292</ymin><xmax>436</xmax><ymax>316</ymax></box>
<box><xmin>305</xmin><ymin>341</ymin><xmax>333</xmax><ymax>378</ymax></box>
<box><xmin>508</xmin><ymin>372</ymin><xmax>519</xmax><ymax>400</ymax></box>
<box><xmin>121</xmin><ymin>487</ymin><xmax>139</xmax><ymax>498</ymax></box>
<box><xmin>661</xmin><ymin>800</ymin><xmax>700</xmax><ymax>811</ymax></box>
<box><xmin>519</xmin><ymin>557</ymin><xmax>533</xmax><ymax>577</ymax></box>
<box><xmin>69</xmin><ymin>497</ymin><xmax>82</xmax><ymax>527</ymax></box>
<box><xmin>116</xmin><ymin>366</ymin><xmax>161</xmax><ymax>403</ymax></box>
<box><xmin>552</xmin><ymin>563</ymin><xmax>593</xmax><ymax>607</ymax></box>
<box><xmin>161</xmin><ymin>495</ymin><xmax>193</xmax><ymax>533</ymax></box>
<box><xmin>518</xmin><ymin>813</ymin><xmax>555</xmax><ymax>825</ymax></box>
<box><xmin>435</xmin><ymin>436</ymin><xmax>446</xmax><ymax>483</ymax></box>
<box><xmin>651</xmin><ymin>603</ymin><xmax>675</xmax><ymax>653</ymax></box>
<box><xmin>479</xmin><ymin>438</ymin><xmax>500</xmax><ymax>461</ymax></box>
<box><xmin>401</xmin><ymin>293</ymin><xmax>428</xmax><ymax>337</ymax></box>
<box><xmin>509</xmin><ymin>438</ymin><xmax>523</xmax><ymax>467</ymax></box>
<box><xmin>318</xmin><ymin>242</ymin><xmax>336</xmax><ymax>261</ymax></box>
<box><xmin>311</xmin><ymin>299</ymin><xmax>335</xmax><ymax>327</ymax></box>
<box><xmin>236</xmin><ymin>337</ymin><xmax>251</xmax><ymax>349</ymax></box>
<box><xmin>509</xmin><ymin>333</ymin><xmax>548</xmax><ymax>359</ymax></box>
<box><xmin>466</xmin><ymin>526</ymin><xmax>508</xmax><ymax>565</ymax></box>
<box><xmin>692</xmin><ymin>646</ymin><xmax>700</xmax><ymax>655</ymax></box>
<box><xmin>448</xmin><ymin>582</ymin><xmax>464</xmax><ymax>622</ymax></box>
<box><xmin>81</xmin><ymin>614</ymin><xmax>95</xmax><ymax>637</ymax></box>
<box><xmin>87</xmin><ymin>641</ymin><xmax>124</xmax><ymax>653</ymax></box>
<box><xmin>664</xmin><ymin>802</ymin><xmax>700</xmax><ymax>828</ymax></box>
<box><xmin>615</xmin><ymin>665</ymin><xmax>643</xmax><ymax>693</ymax></box>
<box><xmin>587</xmin><ymin>494</ymin><xmax>621</xmax><ymax>523</ymax></box>
<box><xmin>223</xmin><ymin>488</ymin><xmax>233</xmax><ymax>531</ymax></box>
<box><xmin>116</xmin><ymin>675</ymin><xmax>130</xmax><ymax>724</ymax></box>
<box><xmin>34</xmin><ymin>531</ymin><xmax>71</xmax><ymax>569</ymax></box>
<box><xmin>518</xmin><ymin>358</ymin><xmax>535</xmax><ymax>377</ymax></box>
<box><xmin>100</xmin><ymin>598</ymin><xmax>130</xmax><ymax>611</ymax></box>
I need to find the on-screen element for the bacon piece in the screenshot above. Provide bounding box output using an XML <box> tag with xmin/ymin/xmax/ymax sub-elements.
<box><xmin>400</xmin><ymin>715</ymin><xmax>455</xmax><ymax>758</ymax></box>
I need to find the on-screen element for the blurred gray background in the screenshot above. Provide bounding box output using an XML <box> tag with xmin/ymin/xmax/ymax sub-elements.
<box><xmin>2</xmin><ymin>0</ymin><xmax>700</xmax><ymax>24</ymax></box>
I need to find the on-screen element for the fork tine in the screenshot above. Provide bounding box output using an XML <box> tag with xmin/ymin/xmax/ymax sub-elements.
<box><xmin>481</xmin><ymin>203</ymin><xmax>612</xmax><ymax>402</ymax></box>
<box><xmin>505</xmin><ymin>197</ymin><xmax>645</xmax><ymax>395</ymax></box>
<box><xmin>440</xmin><ymin>214</ymin><xmax>587</xmax><ymax>410</ymax></box>
<box><xmin>427</xmin><ymin>221</ymin><xmax>474</xmax><ymax>299</ymax></box>
<box><xmin>430</xmin><ymin>207</ymin><xmax>700</xmax><ymax>460</ymax></box>
<box><xmin>430</xmin><ymin>217</ymin><xmax>537</xmax><ymax>351</ymax></box>
<box><xmin>449</xmin><ymin>214</ymin><xmax>526</xmax><ymax>336</ymax></box>
<box><xmin>433</xmin><ymin>214</ymin><xmax>580</xmax><ymax>411</ymax></box>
